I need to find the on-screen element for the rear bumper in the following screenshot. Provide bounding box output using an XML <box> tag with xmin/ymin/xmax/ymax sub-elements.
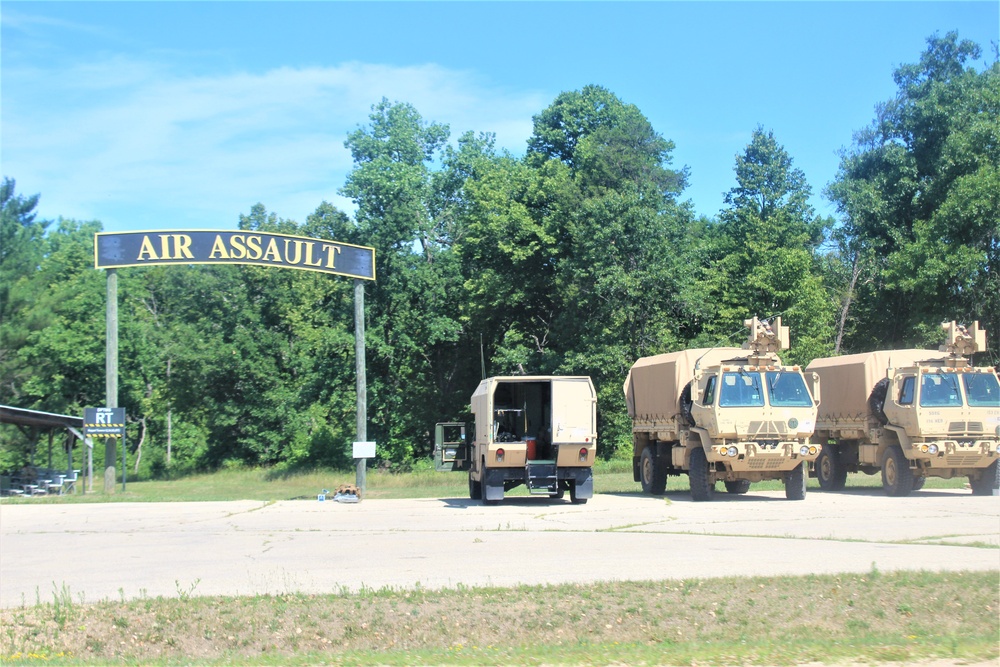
<box><xmin>483</xmin><ymin>466</ymin><xmax>593</xmax><ymax>498</ymax></box>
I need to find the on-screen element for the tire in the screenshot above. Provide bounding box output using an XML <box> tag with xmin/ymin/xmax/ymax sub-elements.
<box><xmin>724</xmin><ymin>479</ymin><xmax>751</xmax><ymax>494</ymax></box>
<box><xmin>816</xmin><ymin>443</ymin><xmax>847</xmax><ymax>491</ymax></box>
<box><xmin>970</xmin><ymin>460</ymin><xmax>999</xmax><ymax>496</ymax></box>
<box><xmin>468</xmin><ymin>473</ymin><xmax>482</xmax><ymax>500</ymax></box>
<box><xmin>640</xmin><ymin>446</ymin><xmax>667</xmax><ymax>495</ymax></box>
<box><xmin>911</xmin><ymin>475</ymin><xmax>926</xmax><ymax>492</ymax></box>
<box><xmin>881</xmin><ymin>445</ymin><xmax>914</xmax><ymax>496</ymax></box>
<box><xmin>785</xmin><ymin>462</ymin><xmax>807</xmax><ymax>500</ymax></box>
<box><xmin>679</xmin><ymin>383</ymin><xmax>696</xmax><ymax>427</ymax></box>
<box><xmin>868</xmin><ymin>378</ymin><xmax>890</xmax><ymax>426</ymax></box>
<box><xmin>689</xmin><ymin>447</ymin><xmax>715</xmax><ymax>502</ymax></box>
<box><xmin>569</xmin><ymin>482</ymin><xmax>588</xmax><ymax>504</ymax></box>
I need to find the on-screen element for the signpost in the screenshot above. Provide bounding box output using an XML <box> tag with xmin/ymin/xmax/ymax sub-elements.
<box><xmin>94</xmin><ymin>230</ymin><xmax>376</xmax><ymax>480</ymax></box>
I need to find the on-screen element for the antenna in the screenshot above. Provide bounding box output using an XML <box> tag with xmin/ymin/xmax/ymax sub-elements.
<box><xmin>480</xmin><ymin>333</ymin><xmax>486</xmax><ymax>380</ymax></box>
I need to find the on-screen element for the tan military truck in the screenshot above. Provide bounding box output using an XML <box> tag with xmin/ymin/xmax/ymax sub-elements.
<box><xmin>806</xmin><ymin>321</ymin><xmax>1000</xmax><ymax>496</ymax></box>
<box><xmin>624</xmin><ymin>318</ymin><xmax>821</xmax><ymax>501</ymax></box>
<box><xmin>434</xmin><ymin>376</ymin><xmax>598</xmax><ymax>504</ymax></box>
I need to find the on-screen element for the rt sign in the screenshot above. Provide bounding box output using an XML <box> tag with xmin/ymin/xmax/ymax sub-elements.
<box><xmin>84</xmin><ymin>407</ymin><xmax>126</xmax><ymax>438</ymax></box>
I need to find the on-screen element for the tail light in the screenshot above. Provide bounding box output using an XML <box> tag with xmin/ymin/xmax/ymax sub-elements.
<box><xmin>495</xmin><ymin>448</ymin><xmax>505</xmax><ymax>462</ymax></box>
<box><xmin>579</xmin><ymin>447</ymin><xmax>588</xmax><ymax>462</ymax></box>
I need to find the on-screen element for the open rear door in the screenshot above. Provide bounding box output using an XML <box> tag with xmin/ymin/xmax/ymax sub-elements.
<box><xmin>433</xmin><ymin>422</ymin><xmax>471</xmax><ymax>472</ymax></box>
<box><xmin>551</xmin><ymin>378</ymin><xmax>597</xmax><ymax>443</ymax></box>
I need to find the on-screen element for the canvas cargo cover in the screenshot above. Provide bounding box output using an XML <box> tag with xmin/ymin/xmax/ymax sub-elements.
<box><xmin>624</xmin><ymin>348</ymin><xmax>745</xmax><ymax>419</ymax></box>
<box><xmin>806</xmin><ymin>349</ymin><xmax>947</xmax><ymax>418</ymax></box>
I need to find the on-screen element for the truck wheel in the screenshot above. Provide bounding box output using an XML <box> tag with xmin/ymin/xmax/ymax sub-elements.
<box><xmin>911</xmin><ymin>475</ymin><xmax>926</xmax><ymax>492</ymax></box>
<box><xmin>569</xmin><ymin>482</ymin><xmax>588</xmax><ymax>504</ymax></box>
<box><xmin>724</xmin><ymin>479</ymin><xmax>751</xmax><ymax>494</ymax></box>
<box><xmin>468</xmin><ymin>474</ymin><xmax>482</xmax><ymax>500</ymax></box>
<box><xmin>640</xmin><ymin>447</ymin><xmax>667</xmax><ymax>495</ymax></box>
<box><xmin>688</xmin><ymin>447</ymin><xmax>715</xmax><ymax>502</ymax></box>
<box><xmin>881</xmin><ymin>445</ymin><xmax>913</xmax><ymax>496</ymax></box>
<box><xmin>970</xmin><ymin>460</ymin><xmax>999</xmax><ymax>496</ymax></box>
<box><xmin>785</xmin><ymin>462</ymin><xmax>807</xmax><ymax>500</ymax></box>
<box><xmin>816</xmin><ymin>444</ymin><xmax>847</xmax><ymax>491</ymax></box>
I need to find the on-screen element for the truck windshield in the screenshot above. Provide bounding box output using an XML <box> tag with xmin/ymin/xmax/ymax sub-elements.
<box><xmin>719</xmin><ymin>372</ymin><xmax>764</xmax><ymax>407</ymax></box>
<box><xmin>963</xmin><ymin>373</ymin><xmax>1000</xmax><ymax>407</ymax></box>
<box><xmin>765</xmin><ymin>371</ymin><xmax>813</xmax><ymax>407</ymax></box>
<box><xmin>919</xmin><ymin>373</ymin><xmax>962</xmax><ymax>407</ymax></box>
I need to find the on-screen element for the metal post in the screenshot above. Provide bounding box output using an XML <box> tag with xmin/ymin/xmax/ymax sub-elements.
<box><xmin>354</xmin><ymin>279</ymin><xmax>367</xmax><ymax>493</ymax></box>
<box><xmin>105</xmin><ymin>269</ymin><xmax>118</xmax><ymax>494</ymax></box>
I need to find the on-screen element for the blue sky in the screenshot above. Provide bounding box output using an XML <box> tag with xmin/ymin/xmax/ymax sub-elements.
<box><xmin>2</xmin><ymin>2</ymin><xmax>998</xmax><ymax>233</ymax></box>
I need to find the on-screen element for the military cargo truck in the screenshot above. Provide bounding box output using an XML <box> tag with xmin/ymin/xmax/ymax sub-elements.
<box><xmin>806</xmin><ymin>321</ymin><xmax>1000</xmax><ymax>496</ymax></box>
<box><xmin>624</xmin><ymin>318</ymin><xmax>820</xmax><ymax>501</ymax></box>
<box><xmin>434</xmin><ymin>376</ymin><xmax>597</xmax><ymax>504</ymax></box>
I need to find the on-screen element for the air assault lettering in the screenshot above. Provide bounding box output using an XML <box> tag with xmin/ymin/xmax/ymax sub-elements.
<box><xmin>137</xmin><ymin>234</ymin><xmax>195</xmax><ymax>261</ymax></box>
<box><xmin>95</xmin><ymin>230</ymin><xmax>373</xmax><ymax>279</ymax></box>
<box><xmin>207</xmin><ymin>235</ymin><xmax>340</xmax><ymax>269</ymax></box>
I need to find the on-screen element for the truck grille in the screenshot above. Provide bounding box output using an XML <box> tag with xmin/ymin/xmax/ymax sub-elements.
<box><xmin>945</xmin><ymin>455</ymin><xmax>984</xmax><ymax>467</ymax></box>
<box><xmin>949</xmin><ymin>422</ymin><xmax>985</xmax><ymax>434</ymax></box>
<box><xmin>748</xmin><ymin>458</ymin><xmax>787</xmax><ymax>470</ymax></box>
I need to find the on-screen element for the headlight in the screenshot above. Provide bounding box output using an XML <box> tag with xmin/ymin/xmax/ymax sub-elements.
<box><xmin>928</xmin><ymin>444</ymin><xmax>938</xmax><ymax>455</ymax></box>
<box><xmin>800</xmin><ymin>445</ymin><xmax>810</xmax><ymax>456</ymax></box>
<box><xmin>727</xmin><ymin>446</ymin><xmax>738</xmax><ymax>457</ymax></box>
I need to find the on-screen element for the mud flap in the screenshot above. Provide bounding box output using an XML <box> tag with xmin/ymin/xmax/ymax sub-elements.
<box><xmin>566</xmin><ymin>468</ymin><xmax>593</xmax><ymax>499</ymax></box>
<box><xmin>484</xmin><ymin>468</ymin><xmax>506</xmax><ymax>501</ymax></box>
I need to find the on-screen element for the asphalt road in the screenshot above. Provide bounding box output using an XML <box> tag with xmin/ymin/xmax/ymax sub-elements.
<box><xmin>1</xmin><ymin>488</ymin><xmax>998</xmax><ymax>607</ymax></box>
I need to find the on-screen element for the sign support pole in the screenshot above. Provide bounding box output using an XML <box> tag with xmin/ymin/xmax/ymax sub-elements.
<box><xmin>354</xmin><ymin>278</ymin><xmax>367</xmax><ymax>492</ymax></box>
<box><xmin>105</xmin><ymin>268</ymin><xmax>118</xmax><ymax>494</ymax></box>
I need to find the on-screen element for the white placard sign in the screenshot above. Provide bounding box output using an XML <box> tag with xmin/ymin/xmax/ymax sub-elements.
<box><xmin>353</xmin><ymin>441</ymin><xmax>376</xmax><ymax>459</ymax></box>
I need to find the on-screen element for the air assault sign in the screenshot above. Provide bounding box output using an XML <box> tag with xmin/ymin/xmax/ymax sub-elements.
<box><xmin>95</xmin><ymin>230</ymin><xmax>375</xmax><ymax>280</ymax></box>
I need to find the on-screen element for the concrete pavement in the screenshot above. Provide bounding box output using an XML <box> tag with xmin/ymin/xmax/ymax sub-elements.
<box><xmin>1</xmin><ymin>488</ymin><xmax>997</xmax><ymax>606</ymax></box>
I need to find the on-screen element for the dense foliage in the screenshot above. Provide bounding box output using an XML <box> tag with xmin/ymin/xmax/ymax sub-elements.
<box><xmin>2</xmin><ymin>35</ymin><xmax>996</xmax><ymax>475</ymax></box>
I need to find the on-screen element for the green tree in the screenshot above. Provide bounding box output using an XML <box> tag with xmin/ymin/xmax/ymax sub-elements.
<box><xmin>340</xmin><ymin>100</ymin><xmax>469</xmax><ymax>462</ymax></box>
<box><xmin>0</xmin><ymin>178</ymin><xmax>49</xmax><ymax>406</ymax></box>
<box><xmin>827</xmin><ymin>32</ymin><xmax>999</xmax><ymax>353</ymax></box>
<box><xmin>704</xmin><ymin>128</ymin><xmax>835</xmax><ymax>364</ymax></box>
<box><xmin>464</xmin><ymin>86</ymin><xmax>703</xmax><ymax>455</ymax></box>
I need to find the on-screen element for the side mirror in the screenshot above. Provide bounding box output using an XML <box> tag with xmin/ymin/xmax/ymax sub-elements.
<box><xmin>809</xmin><ymin>372</ymin><xmax>821</xmax><ymax>406</ymax></box>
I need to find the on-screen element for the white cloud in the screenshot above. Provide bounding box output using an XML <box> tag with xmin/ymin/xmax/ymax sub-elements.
<box><xmin>3</xmin><ymin>58</ymin><xmax>548</xmax><ymax>231</ymax></box>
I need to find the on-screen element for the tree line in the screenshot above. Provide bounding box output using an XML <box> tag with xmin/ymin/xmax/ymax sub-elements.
<box><xmin>2</xmin><ymin>33</ymin><xmax>996</xmax><ymax>476</ymax></box>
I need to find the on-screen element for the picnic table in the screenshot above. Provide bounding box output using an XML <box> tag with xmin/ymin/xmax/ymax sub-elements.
<box><xmin>1</xmin><ymin>468</ymin><xmax>80</xmax><ymax>496</ymax></box>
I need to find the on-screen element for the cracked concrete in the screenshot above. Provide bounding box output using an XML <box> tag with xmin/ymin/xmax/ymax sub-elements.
<box><xmin>1</xmin><ymin>489</ymin><xmax>997</xmax><ymax>606</ymax></box>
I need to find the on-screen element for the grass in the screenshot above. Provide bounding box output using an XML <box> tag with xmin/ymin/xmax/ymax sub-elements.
<box><xmin>0</xmin><ymin>458</ymin><xmax>972</xmax><ymax>504</ymax></box>
<box><xmin>1</xmin><ymin>570</ymin><xmax>996</xmax><ymax>666</ymax></box>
